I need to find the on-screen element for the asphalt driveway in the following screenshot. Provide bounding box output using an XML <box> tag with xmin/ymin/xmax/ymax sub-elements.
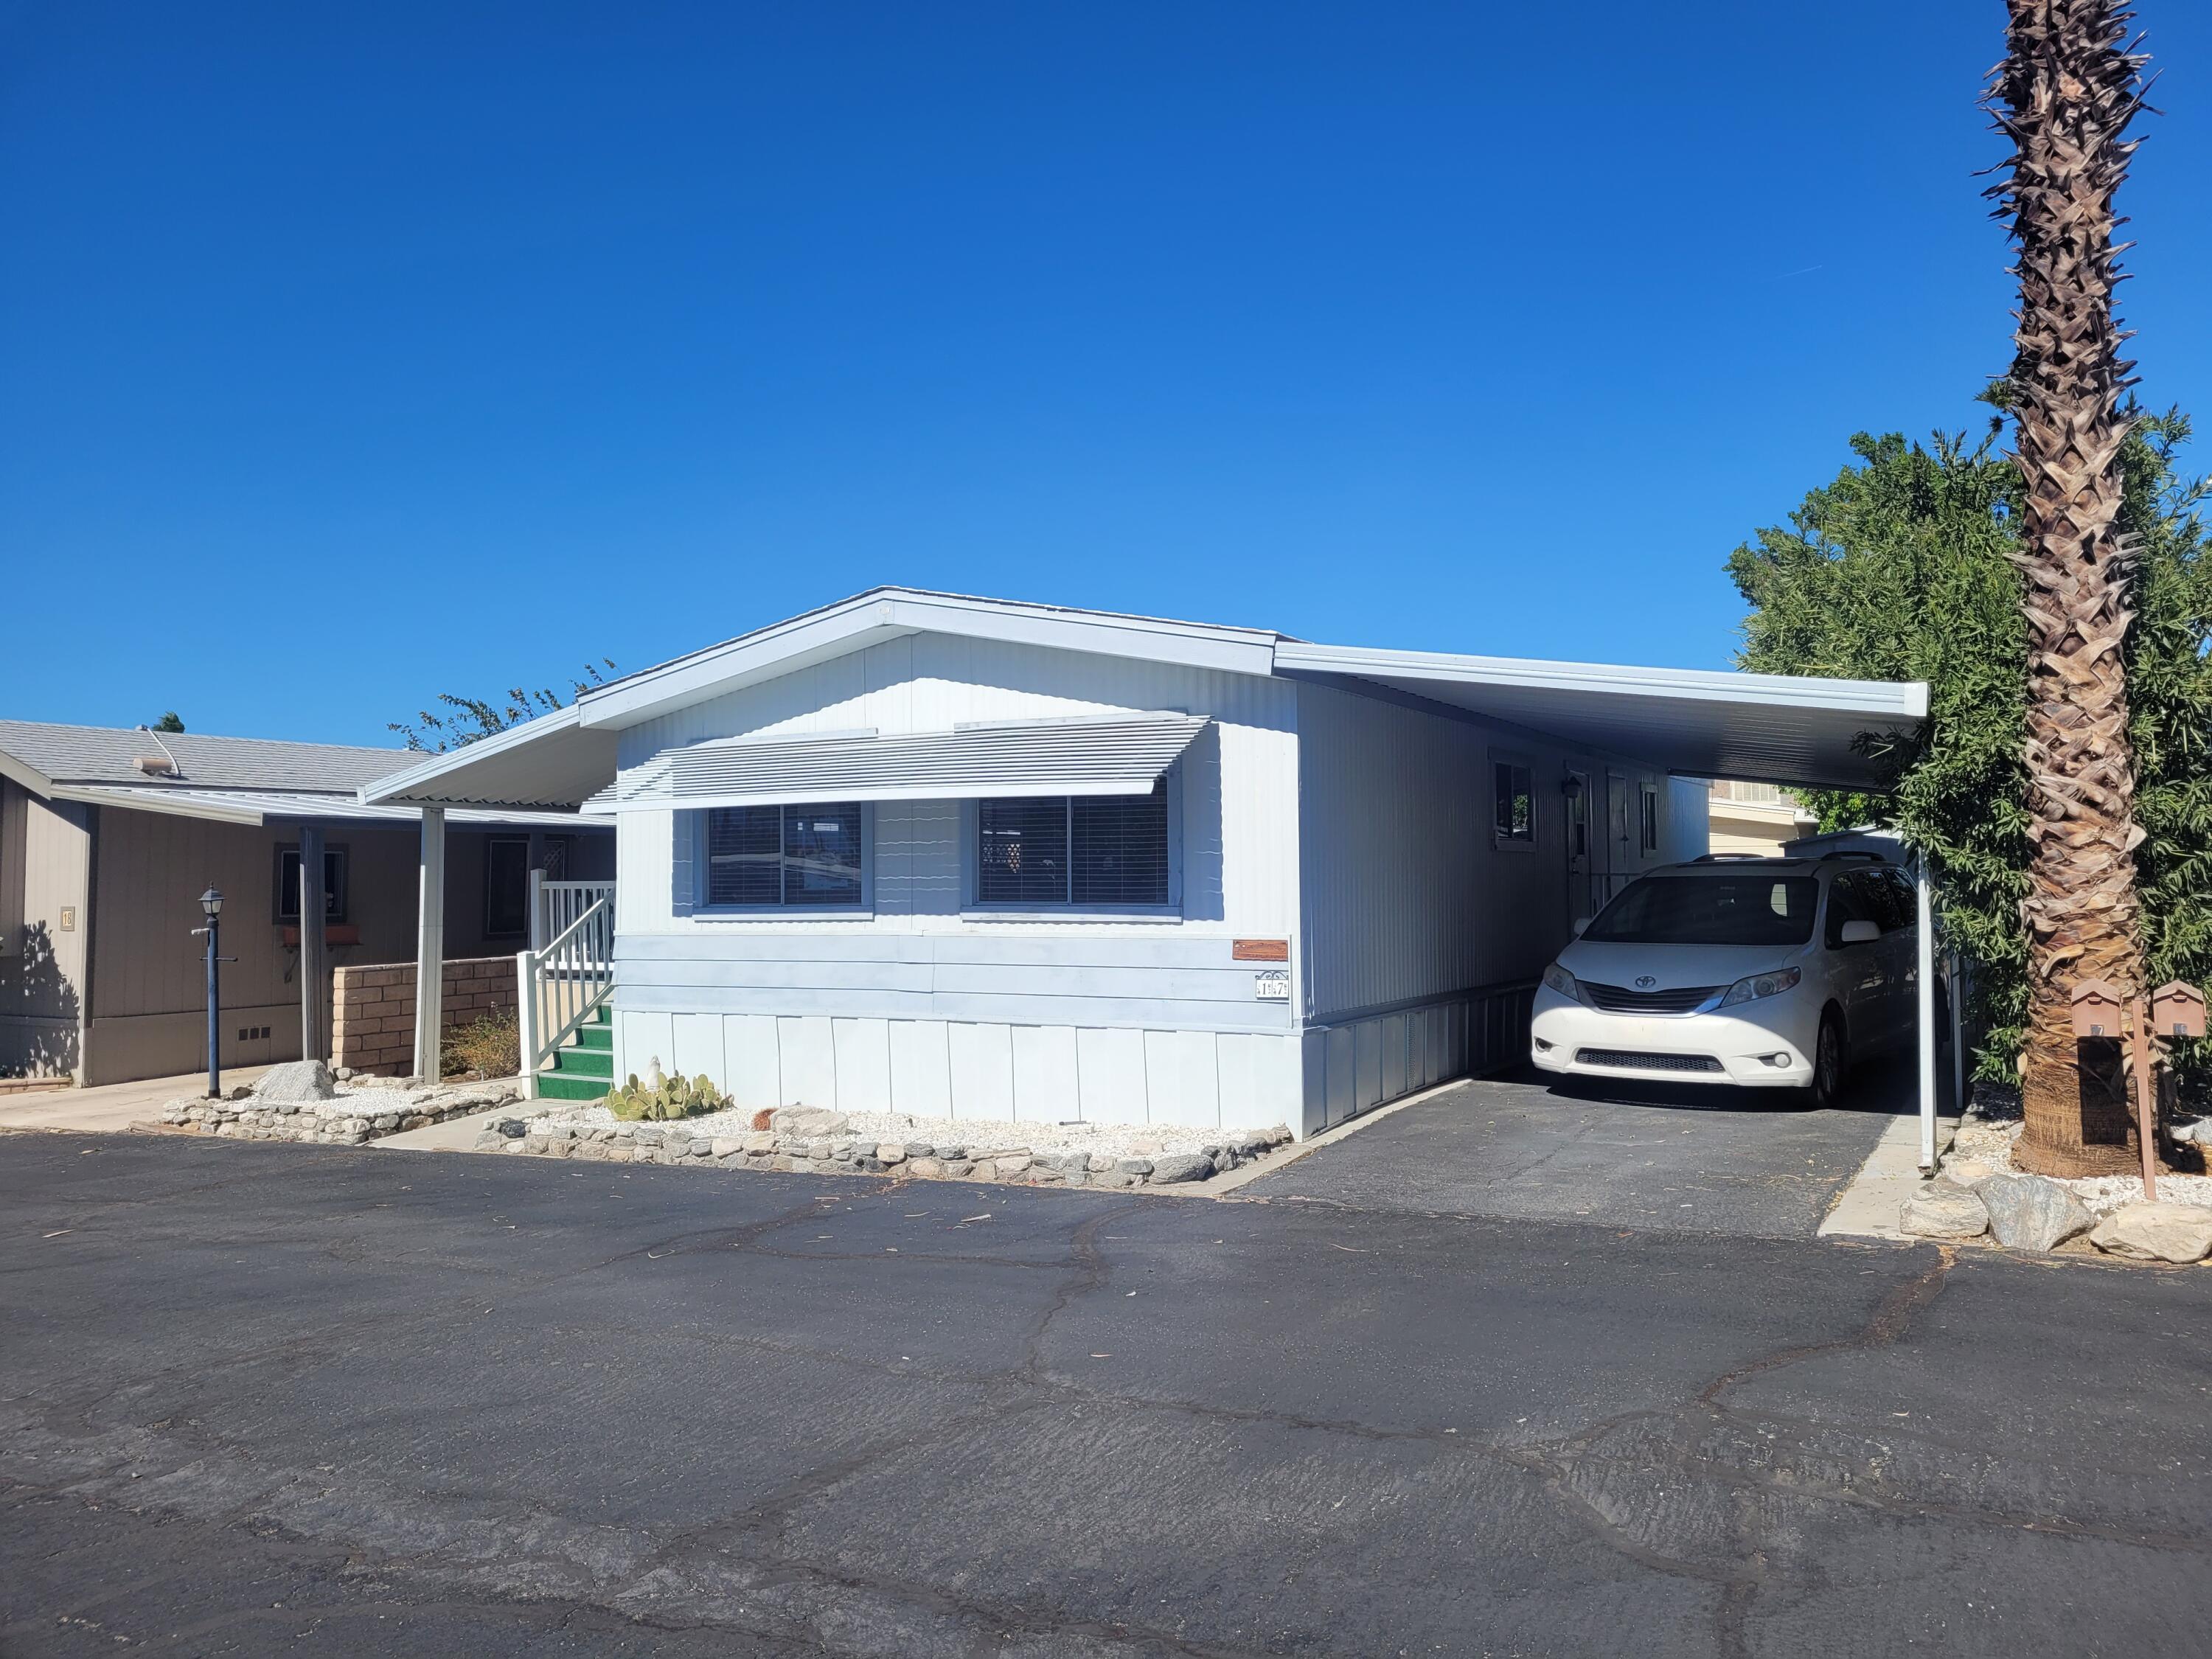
<box><xmin>4</xmin><ymin>1131</ymin><xmax>2211</xmax><ymax>1657</ymax></box>
<box><xmin>1241</xmin><ymin>1057</ymin><xmax>1924</xmax><ymax>1238</ymax></box>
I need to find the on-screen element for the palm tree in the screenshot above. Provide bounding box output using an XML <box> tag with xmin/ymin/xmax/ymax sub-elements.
<box><xmin>1986</xmin><ymin>1</ymin><xmax>2154</xmax><ymax>1175</ymax></box>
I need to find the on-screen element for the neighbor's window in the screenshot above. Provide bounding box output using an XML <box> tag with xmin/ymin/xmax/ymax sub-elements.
<box><xmin>1639</xmin><ymin>784</ymin><xmax>1660</xmax><ymax>854</ymax></box>
<box><xmin>978</xmin><ymin>782</ymin><xmax>1169</xmax><ymax>907</ymax></box>
<box><xmin>274</xmin><ymin>846</ymin><xmax>349</xmax><ymax>924</ymax></box>
<box><xmin>484</xmin><ymin>836</ymin><xmax>530</xmax><ymax>938</ymax></box>
<box><xmin>1584</xmin><ymin>874</ymin><xmax>1819</xmax><ymax>947</ymax></box>
<box><xmin>1493</xmin><ymin>762</ymin><xmax>1534</xmax><ymax>844</ymax></box>
<box><xmin>705</xmin><ymin>804</ymin><xmax>863</xmax><ymax>907</ymax></box>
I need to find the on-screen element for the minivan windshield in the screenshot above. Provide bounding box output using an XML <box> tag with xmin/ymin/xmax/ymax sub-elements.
<box><xmin>1583</xmin><ymin>874</ymin><xmax>1819</xmax><ymax>947</ymax></box>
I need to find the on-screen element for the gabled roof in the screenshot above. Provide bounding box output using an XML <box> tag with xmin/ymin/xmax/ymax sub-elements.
<box><xmin>0</xmin><ymin>719</ymin><xmax>410</xmax><ymax>796</ymax></box>
<box><xmin>578</xmin><ymin>587</ymin><xmax>1281</xmax><ymax>728</ymax></box>
<box><xmin>362</xmin><ymin>585</ymin><xmax>1932</xmax><ymax>807</ymax></box>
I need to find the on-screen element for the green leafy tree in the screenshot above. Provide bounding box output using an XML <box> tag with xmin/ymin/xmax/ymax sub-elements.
<box><xmin>390</xmin><ymin>660</ymin><xmax>617</xmax><ymax>754</ymax></box>
<box><xmin>1728</xmin><ymin>400</ymin><xmax>2212</xmax><ymax>1103</ymax></box>
<box><xmin>151</xmin><ymin>712</ymin><xmax>184</xmax><ymax>733</ymax></box>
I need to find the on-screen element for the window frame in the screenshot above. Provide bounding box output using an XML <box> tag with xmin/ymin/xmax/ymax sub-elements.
<box><xmin>1638</xmin><ymin>782</ymin><xmax>1661</xmax><ymax>856</ymax></box>
<box><xmin>961</xmin><ymin>772</ymin><xmax>1183</xmax><ymax>919</ymax></box>
<box><xmin>692</xmin><ymin>802</ymin><xmax>874</xmax><ymax>916</ymax></box>
<box><xmin>1490</xmin><ymin>754</ymin><xmax>1537</xmax><ymax>851</ymax></box>
<box><xmin>273</xmin><ymin>843</ymin><xmax>349</xmax><ymax>925</ymax></box>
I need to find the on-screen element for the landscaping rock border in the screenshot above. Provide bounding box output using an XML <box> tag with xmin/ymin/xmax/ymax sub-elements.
<box><xmin>159</xmin><ymin>1079</ymin><xmax>524</xmax><ymax>1146</ymax></box>
<box><xmin>471</xmin><ymin>1115</ymin><xmax>1296</xmax><ymax>1188</ymax></box>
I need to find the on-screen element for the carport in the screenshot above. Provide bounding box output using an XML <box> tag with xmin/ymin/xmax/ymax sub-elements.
<box><xmin>1273</xmin><ymin>642</ymin><xmax>1949</xmax><ymax>1168</ymax></box>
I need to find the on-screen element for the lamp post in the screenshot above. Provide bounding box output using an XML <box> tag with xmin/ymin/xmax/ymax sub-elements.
<box><xmin>193</xmin><ymin>888</ymin><xmax>225</xmax><ymax>1099</ymax></box>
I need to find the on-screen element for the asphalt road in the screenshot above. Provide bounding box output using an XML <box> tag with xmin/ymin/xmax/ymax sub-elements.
<box><xmin>1244</xmin><ymin>1066</ymin><xmax>1916</xmax><ymax>1238</ymax></box>
<box><xmin>4</xmin><ymin>1133</ymin><xmax>2210</xmax><ymax>1658</ymax></box>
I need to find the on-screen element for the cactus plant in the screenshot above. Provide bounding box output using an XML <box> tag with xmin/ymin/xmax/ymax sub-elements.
<box><xmin>604</xmin><ymin>1069</ymin><xmax>731</xmax><ymax>1121</ymax></box>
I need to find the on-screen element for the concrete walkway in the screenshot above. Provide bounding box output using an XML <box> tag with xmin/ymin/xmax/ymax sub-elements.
<box><xmin>1818</xmin><ymin>1110</ymin><xmax>1963</xmax><ymax>1241</ymax></box>
<box><xmin>0</xmin><ymin>1065</ymin><xmax>273</xmax><ymax>1135</ymax></box>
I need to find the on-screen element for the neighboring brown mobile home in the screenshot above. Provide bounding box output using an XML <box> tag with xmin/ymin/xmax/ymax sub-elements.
<box><xmin>0</xmin><ymin>721</ymin><xmax>609</xmax><ymax>1085</ymax></box>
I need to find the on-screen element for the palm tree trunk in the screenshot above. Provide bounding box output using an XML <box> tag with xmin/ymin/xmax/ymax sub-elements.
<box><xmin>1988</xmin><ymin>1</ymin><xmax>2153</xmax><ymax>1176</ymax></box>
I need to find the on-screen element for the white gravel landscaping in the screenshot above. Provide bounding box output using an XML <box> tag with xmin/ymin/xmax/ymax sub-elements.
<box><xmin>522</xmin><ymin>1103</ymin><xmax>1259</xmax><ymax>1163</ymax></box>
<box><xmin>1948</xmin><ymin>1105</ymin><xmax>2212</xmax><ymax>1216</ymax></box>
<box><xmin>481</xmin><ymin>1102</ymin><xmax>1299</xmax><ymax>1187</ymax></box>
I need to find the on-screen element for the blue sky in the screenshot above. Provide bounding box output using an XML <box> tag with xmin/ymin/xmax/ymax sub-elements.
<box><xmin>4</xmin><ymin>2</ymin><xmax>2209</xmax><ymax>748</ymax></box>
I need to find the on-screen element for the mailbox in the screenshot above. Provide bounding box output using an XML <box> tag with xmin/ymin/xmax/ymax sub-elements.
<box><xmin>2151</xmin><ymin>981</ymin><xmax>2208</xmax><ymax>1039</ymax></box>
<box><xmin>2070</xmin><ymin>979</ymin><xmax>2125</xmax><ymax>1039</ymax></box>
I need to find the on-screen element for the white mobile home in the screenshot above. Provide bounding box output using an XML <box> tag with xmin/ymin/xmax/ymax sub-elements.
<box><xmin>365</xmin><ymin>589</ymin><xmax>1922</xmax><ymax>1136</ymax></box>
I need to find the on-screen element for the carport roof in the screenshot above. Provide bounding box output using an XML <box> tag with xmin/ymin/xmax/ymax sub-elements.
<box><xmin>362</xmin><ymin>587</ymin><xmax>1927</xmax><ymax>806</ymax></box>
<box><xmin>1270</xmin><ymin>642</ymin><xmax>1926</xmax><ymax>791</ymax></box>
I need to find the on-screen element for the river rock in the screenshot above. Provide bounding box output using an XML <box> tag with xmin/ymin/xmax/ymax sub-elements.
<box><xmin>1149</xmin><ymin>1152</ymin><xmax>1216</xmax><ymax>1185</ymax></box>
<box><xmin>1979</xmin><ymin>1175</ymin><xmax>2095</xmax><ymax>1252</ymax></box>
<box><xmin>1899</xmin><ymin>1183</ymin><xmax>1989</xmax><ymax>1240</ymax></box>
<box><xmin>254</xmin><ymin>1060</ymin><xmax>336</xmax><ymax>1104</ymax></box>
<box><xmin>771</xmin><ymin>1107</ymin><xmax>850</xmax><ymax>1138</ymax></box>
<box><xmin>2088</xmin><ymin>1200</ymin><xmax>2212</xmax><ymax>1265</ymax></box>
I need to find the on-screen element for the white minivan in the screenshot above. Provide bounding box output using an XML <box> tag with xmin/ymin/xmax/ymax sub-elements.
<box><xmin>1529</xmin><ymin>854</ymin><xmax>1921</xmax><ymax>1110</ymax></box>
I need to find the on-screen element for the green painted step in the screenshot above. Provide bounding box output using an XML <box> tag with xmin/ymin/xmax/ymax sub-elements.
<box><xmin>572</xmin><ymin>1023</ymin><xmax>613</xmax><ymax>1051</ymax></box>
<box><xmin>537</xmin><ymin>1071</ymin><xmax>612</xmax><ymax>1102</ymax></box>
<box><xmin>552</xmin><ymin>1045</ymin><xmax>613</xmax><ymax>1079</ymax></box>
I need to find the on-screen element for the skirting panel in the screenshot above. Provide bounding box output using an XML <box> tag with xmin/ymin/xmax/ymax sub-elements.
<box><xmin>613</xmin><ymin>1009</ymin><xmax>1304</xmax><ymax>1133</ymax></box>
<box><xmin>1295</xmin><ymin>984</ymin><xmax>1535</xmax><ymax>1138</ymax></box>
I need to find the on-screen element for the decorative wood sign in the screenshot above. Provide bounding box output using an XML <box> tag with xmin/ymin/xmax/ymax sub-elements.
<box><xmin>1232</xmin><ymin>939</ymin><xmax>1290</xmax><ymax>961</ymax></box>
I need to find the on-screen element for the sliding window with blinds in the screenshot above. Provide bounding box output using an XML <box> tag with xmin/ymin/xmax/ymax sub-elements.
<box><xmin>704</xmin><ymin>803</ymin><xmax>864</xmax><ymax>908</ymax></box>
<box><xmin>976</xmin><ymin>781</ymin><xmax>1169</xmax><ymax>908</ymax></box>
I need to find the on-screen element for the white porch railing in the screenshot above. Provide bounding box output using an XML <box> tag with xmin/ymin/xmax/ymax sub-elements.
<box><xmin>532</xmin><ymin>876</ymin><xmax>617</xmax><ymax>952</ymax></box>
<box><xmin>516</xmin><ymin>885</ymin><xmax>615</xmax><ymax>1094</ymax></box>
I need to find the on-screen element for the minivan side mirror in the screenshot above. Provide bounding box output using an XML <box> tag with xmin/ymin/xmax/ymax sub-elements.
<box><xmin>1838</xmin><ymin>919</ymin><xmax>1880</xmax><ymax>946</ymax></box>
<box><xmin>1571</xmin><ymin>917</ymin><xmax>1590</xmax><ymax>937</ymax></box>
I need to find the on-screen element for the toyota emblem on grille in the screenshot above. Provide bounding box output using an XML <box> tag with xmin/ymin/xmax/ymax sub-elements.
<box><xmin>1634</xmin><ymin>975</ymin><xmax>1658</xmax><ymax>989</ymax></box>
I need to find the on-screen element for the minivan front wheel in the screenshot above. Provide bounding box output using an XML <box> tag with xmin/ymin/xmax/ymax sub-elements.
<box><xmin>1806</xmin><ymin>1010</ymin><xmax>1847</xmax><ymax>1111</ymax></box>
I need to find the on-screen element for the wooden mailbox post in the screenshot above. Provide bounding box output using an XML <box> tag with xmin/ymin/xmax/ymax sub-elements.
<box><xmin>2070</xmin><ymin>977</ymin><xmax>2207</xmax><ymax>1203</ymax></box>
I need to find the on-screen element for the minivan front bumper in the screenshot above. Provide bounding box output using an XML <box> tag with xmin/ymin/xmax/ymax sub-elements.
<box><xmin>1528</xmin><ymin>985</ymin><xmax>1820</xmax><ymax>1087</ymax></box>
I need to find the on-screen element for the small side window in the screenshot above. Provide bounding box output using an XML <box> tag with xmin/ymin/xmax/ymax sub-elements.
<box><xmin>274</xmin><ymin>845</ymin><xmax>348</xmax><ymax>924</ymax></box>
<box><xmin>1492</xmin><ymin>762</ymin><xmax>1534</xmax><ymax>845</ymax></box>
<box><xmin>1638</xmin><ymin>784</ymin><xmax>1660</xmax><ymax>855</ymax></box>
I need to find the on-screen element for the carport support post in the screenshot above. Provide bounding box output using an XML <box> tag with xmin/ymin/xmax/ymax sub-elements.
<box><xmin>413</xmin><ymin>807</ymin><xmax>446</xmax><ymax>1082</ymax></box>
<box><xmin>297</xmin><ymin>824</ymin><xmax>327</xmax><ymax>1062</ymax></box>
<box><xmin>1916</xmin><ymin>852</ymin><xmax>1938</xmax><ymax>1171</ymax></box>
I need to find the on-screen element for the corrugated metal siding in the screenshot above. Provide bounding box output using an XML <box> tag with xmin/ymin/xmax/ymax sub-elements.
<box><xmin>1294</xmin><ymin>681</ymin><xmax>1684</xmax><ymax>1021</ymax></box>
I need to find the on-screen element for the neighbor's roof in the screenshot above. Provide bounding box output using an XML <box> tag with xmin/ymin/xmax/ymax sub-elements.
<box><xmin>0</xmin><ymin>719</ymin><xmax>603</xmax><ymax>830</ymax></box>
<box><xmin>41</xmin><ymin>783</ymin><xmax>599</xmax><ymax>832</ymax></box>
<box><xmin>362</xmin><ymin>586</ymin><xmax>1931</xmax><ymax>808</ymax></box>
<box><xmin>0</xmin><ymin>720</ymin><xmax>409</xmax><ymax>796</ymax></box>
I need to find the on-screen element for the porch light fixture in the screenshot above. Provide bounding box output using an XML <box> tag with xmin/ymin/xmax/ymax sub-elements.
<box><xmin>200</xmin><ymin>887</ymin><xmax>223</xmax><ymax>918</ymax></box>
<box><xmin>1559</xmin><ymin>775</ymin><xmax>1585</xmax><ymax>800</ymax></box>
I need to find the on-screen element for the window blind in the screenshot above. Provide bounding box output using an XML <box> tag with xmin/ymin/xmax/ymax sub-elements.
<box><xmin>706</xmin><ymin>804</ymin><xmax>861</xmax><ymax>906</ymax></box>
<box><xmin>977</xmin><ymin>782</ymin><xmax>1168</xmax><ymax>906</ymax></box>
<box><xmin>978</xmin><ymin>798</ymin><xmax>1068</xmax><ymax>905</ymax></box>
<box><xmin>1072</xmin><ymin>782</ymin><xmax>1168</xmax><ymax>904</ymax></box>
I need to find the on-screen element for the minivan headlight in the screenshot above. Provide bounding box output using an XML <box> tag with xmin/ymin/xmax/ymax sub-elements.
<box><xmin>1542</xmin><ymin>963</ymin><xmax>1580</xmax><ymax>1000</ymax></box>
<box><xmin>1719</xmin><ymin>967</ymin><xmax>1801</xmax><ymax>1007</ymax></box>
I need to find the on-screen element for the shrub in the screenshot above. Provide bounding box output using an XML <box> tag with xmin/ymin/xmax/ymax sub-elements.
<box><xmin>443</xmin><ymin>1009</ymin><xmax>521</xmax><ymax>1079</ymax></box>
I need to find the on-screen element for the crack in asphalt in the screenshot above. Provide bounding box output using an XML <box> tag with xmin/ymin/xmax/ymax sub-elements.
<box><xmin>4</xmin><ymin>1148</ymin><xmax>2202</xmax><ymax>1656</ymax></box>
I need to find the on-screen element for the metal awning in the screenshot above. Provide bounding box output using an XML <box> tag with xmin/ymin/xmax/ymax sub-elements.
<box><xmin>1272</xmin><ymin>643</ymin><xmax>1927</xmax><ymax>793</ymax></box>
<box><xmin>601</xmin><ymin>714</ymin><xmax>1210</xmax><ymax>811</ymax></box>
<box><xmin>46</xmin><ymin>784</ymin><xmax>602</xmax><ymax>832</ymax></box>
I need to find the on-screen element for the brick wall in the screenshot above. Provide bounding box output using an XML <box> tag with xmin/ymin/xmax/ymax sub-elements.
<box><xmin>331</xmin><ymin>956</ymin><xmax>518</xmax><ymax>1078</ymax></box>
